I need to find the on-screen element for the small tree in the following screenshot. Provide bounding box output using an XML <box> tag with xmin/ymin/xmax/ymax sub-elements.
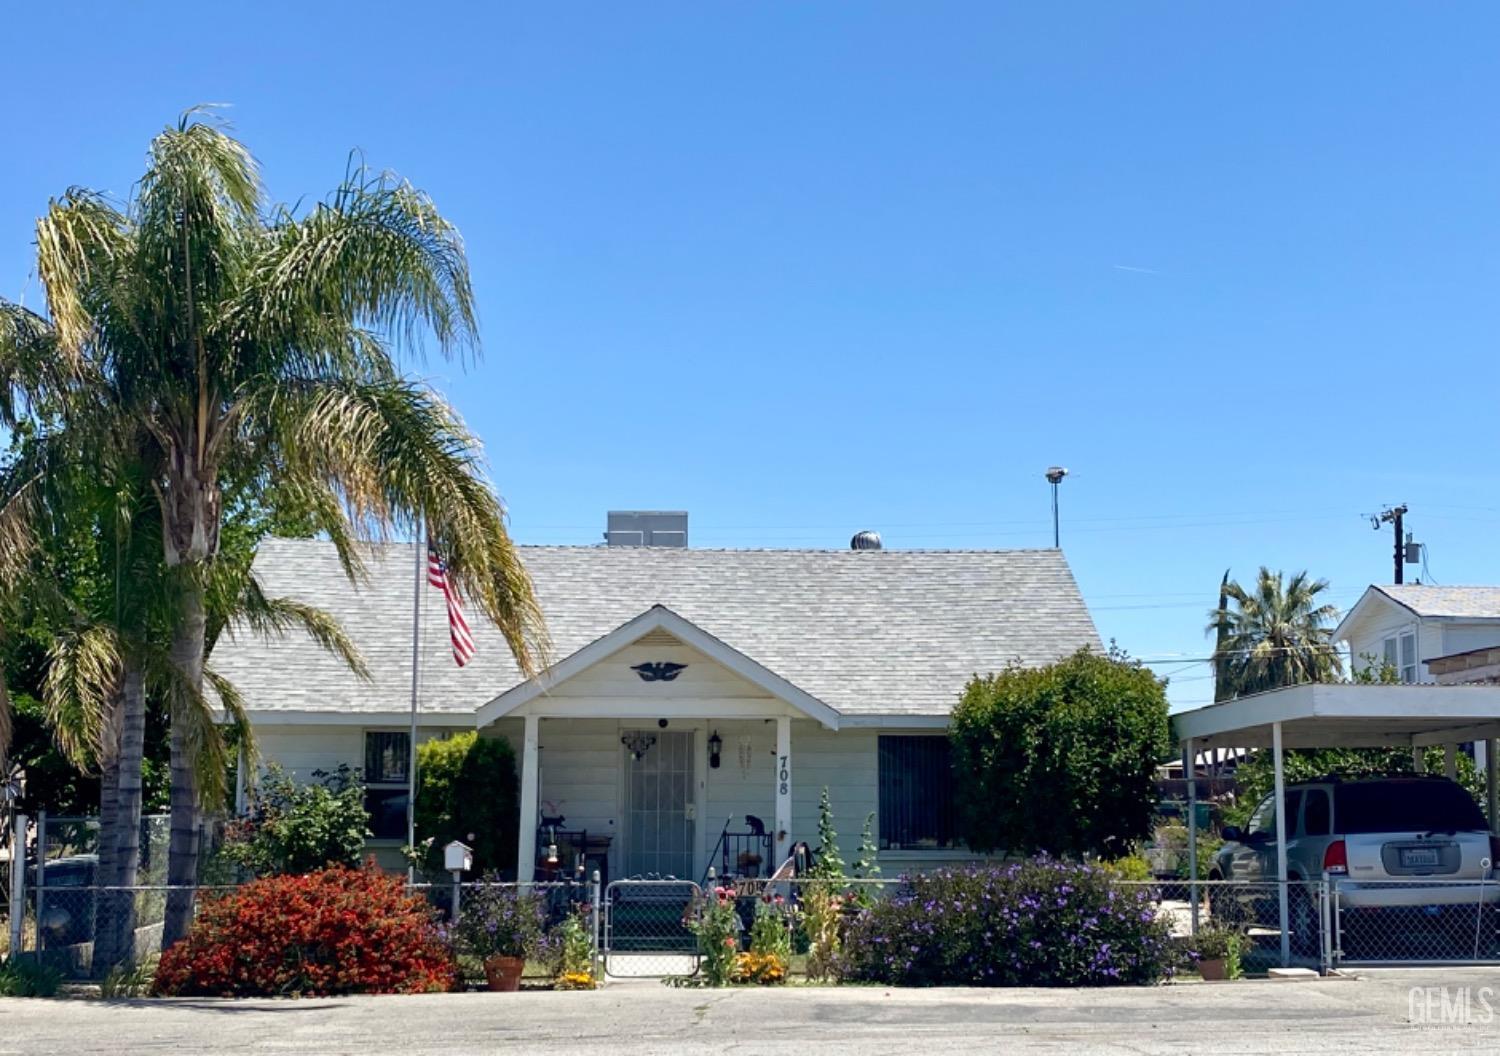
<box><xmin>223</xmin><ymin>765</ymin><xmax>369</xmax><ymax>876</ymax></box>
<box><xmin>949</xmin><ymin>647</ymin><xmax>1171</xmax><ymax>858</ymax></box>
<box><xmin>413</xmin><ymin>732</ymin><xmax>520</xmax><ymax>876</ymax></box>
<box><xmin>808</xmin><ymin>787</ymin><xmax>844</xmax><ymax>880</ymax></box>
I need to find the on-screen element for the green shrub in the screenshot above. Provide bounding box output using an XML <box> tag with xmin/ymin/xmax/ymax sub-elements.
<box><xmin>1099</xmin><ymin>853</ymin><xmax>1153</xmax><ymax>882</ymax></box>
<box><xmin>837</xmin><ymin>859</ymin><xmax>1177</xmax><ymax>987</ymax></box>
<box><xmin>0</xmin><ymin>958</ymin><xmax>63</xmax><ymax>997</ymax></box>
<box><xmin>950</xmin><ymin>647</ymin><xmax>1171</xmax><ymax>858</ymax></box>
<box><xmin>414</xmin><ymin>732</ymin><xmax>519</xmax><ymax>876</ymax></box>
<box><xmin>99</xmin><ymin>957</ymin><xmax>158</xmax><ymax>998</ymax></box>
<box><xmin>223</xmin><ymin>764</ymin><xmax>369</xmax><ymax>876</ymax></box>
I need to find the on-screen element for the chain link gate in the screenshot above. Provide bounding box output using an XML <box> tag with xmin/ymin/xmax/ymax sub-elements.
<box><xmin>603</xmin><ymin>879</ymin><xmax>701</xmax><ymax>979</ymax></box>
<box><xmin>1330</xmin><ymin>876</ymin><xmax>1500</xmax><ymax>967</ymax></box>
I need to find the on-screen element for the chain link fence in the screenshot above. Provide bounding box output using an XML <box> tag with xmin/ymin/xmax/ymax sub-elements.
<box><xmin>1332</xmin><ymin>877</ymin><xmax>1500</xmax><ymax>965</ymax></box>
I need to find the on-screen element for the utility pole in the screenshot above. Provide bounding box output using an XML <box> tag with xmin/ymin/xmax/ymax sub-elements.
<box><xmin>1373</xmin><ymin>505</ymin><xmax>1408</xmax><ymax>585</ymax></box>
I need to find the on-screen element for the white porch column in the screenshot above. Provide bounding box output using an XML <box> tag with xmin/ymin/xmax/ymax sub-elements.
<box><xmin>1273</xmin><ymin>721</ymin><xmax>1290</xmax><ymax>967</ymax></box>
<box><xmin>775</xmin><ymin>716</ymin><xmax>792</xmax><ymax>860</ymax></box>
<box><xmin>517</xmin><ymin>714</ymin><xmax>540</xmax><ymax>884</ymax></box>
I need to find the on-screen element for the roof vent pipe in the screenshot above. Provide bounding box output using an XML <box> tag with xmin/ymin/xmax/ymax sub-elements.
<box><xmin>850</xmin><ymin>530</ymin><xmax>883</xmax><ymax>551</ymax></box>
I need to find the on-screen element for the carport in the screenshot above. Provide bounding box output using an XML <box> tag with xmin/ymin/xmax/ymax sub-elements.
<box><xmin>1173</xmin><ymin>683</ymin><xmax>1500</xmax><ymax>966</ymax></box>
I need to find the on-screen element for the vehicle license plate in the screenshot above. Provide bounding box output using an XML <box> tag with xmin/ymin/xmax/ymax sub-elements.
<box><xmin>1400</xmin><ymin>847</ymin><xmax>1440</xmax><ymax>868</ymax></box>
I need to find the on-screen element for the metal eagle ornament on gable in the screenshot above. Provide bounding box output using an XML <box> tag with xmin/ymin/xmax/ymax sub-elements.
<box><xmin>631</xmin><ymin>661</ymin><xmax>688</xmax><ymax>682</ymax></box>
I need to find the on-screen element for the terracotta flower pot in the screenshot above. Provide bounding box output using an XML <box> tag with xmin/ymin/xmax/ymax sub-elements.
<box><xmin>1197</xmin><ymin>957</ymin><xmax>1227</xmax><ymax>982</ymax></box>
<box><xmin>483</xmin><ymin>955</ymin><xmax>526</xmax><ymax>992</ymax></box>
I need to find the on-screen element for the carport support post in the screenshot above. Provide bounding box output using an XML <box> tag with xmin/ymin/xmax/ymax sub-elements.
<box><xmin>1183</xmin><ymin>737</ymin><xmax>1199</xmax><ymax>934</ymax></box>
<box><xmin>1444</xmin><ymin>744</ymin><xmax>1459</xmax><ymax>781</ymax></box>
<box><xmin>517</xmin><ymin>714</ymin><xmax>540</xmax><ymax>885</ymax></box>
<box><xmin>1273</xmin><ymin>721</ymin><xmax>1290</xmax><ymax>968</ymax></box>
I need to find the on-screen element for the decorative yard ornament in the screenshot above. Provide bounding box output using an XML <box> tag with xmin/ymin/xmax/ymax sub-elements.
<box><xmin>631</xmin><ymin>661</ymin><xmax>687</xmax><ymax>682</ymax></box>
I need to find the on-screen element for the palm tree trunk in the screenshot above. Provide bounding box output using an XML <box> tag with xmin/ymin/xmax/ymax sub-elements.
<box><xmin>162</xmin><ymin>584</ymin><xmax>207</xmax><ymax>949</ymax></box>
<box><xmin>1212</xmin><ymin>569</ymin><xmax>1232</xmax><ymax>703</ymax></box>
<box><xmin>94</xmin><ymin>665</ymin><xmax>146</xmax><ymax>971</ymax></box>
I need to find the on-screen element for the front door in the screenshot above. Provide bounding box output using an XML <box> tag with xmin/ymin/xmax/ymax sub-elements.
<box><xmin>622</xmin><ymin>729</ymin><xmax>696</xmax><ymax>879</ymax></box>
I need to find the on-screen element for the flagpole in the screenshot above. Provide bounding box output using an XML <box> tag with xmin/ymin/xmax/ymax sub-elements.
<box><xmin>406</xmin><ymin>521</ymin><xmax>423</xmax><ymax>883</ymax></box>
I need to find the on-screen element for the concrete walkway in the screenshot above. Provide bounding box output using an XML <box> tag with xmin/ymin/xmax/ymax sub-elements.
<box><xmin>2</xmin><ymin>968</ymin><xmax>1499</xmax><ymax>1055</ymax></box>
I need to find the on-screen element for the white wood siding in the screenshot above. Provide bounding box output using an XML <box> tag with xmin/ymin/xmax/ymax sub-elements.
<box><xmin>1437</xmin><ymin>622</ymin><xmax>1500</xmax><ymax>658</ymax></box>
<box><xmin>547</xmin><ymin>640</ymin><xmax>777</xmax><ymax>705</ymax></box>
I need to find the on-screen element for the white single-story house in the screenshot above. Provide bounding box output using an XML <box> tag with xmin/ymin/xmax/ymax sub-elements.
<box><xmin>1338</xmin><ymin>585</ymin><xmax>1500</xmax><ymax>685</ymax></box>
<box><xmin>212</xmin><ymin>518</ymin><xmax>1100</xmax><ymax>882</ymax></box>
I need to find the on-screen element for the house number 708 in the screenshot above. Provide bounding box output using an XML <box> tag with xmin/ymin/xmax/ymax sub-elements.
<box><xmin>779</xmin><ymin>755</ymin><xmax>790</xmax><ymax>795</ymax></box>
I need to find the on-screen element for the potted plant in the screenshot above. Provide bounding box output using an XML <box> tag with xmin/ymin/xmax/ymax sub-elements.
<box><xmin>1190</xmin><ymin>924</ymin><xmax>1243</xmax><ymax>981</ymax></box>
<box><xmin>453</xmin><ymin>878</ymin><xmax>546</xmax><ymax>991</ymax></box>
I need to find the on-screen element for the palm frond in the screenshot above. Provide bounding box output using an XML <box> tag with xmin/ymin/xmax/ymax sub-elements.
<box><xmin>236</xmin><ymin>163</ymin><xmax>476</xmax><ymax>371</ymax></box>
<box><xmin>214</xmin><ymin>572</ymin><xmax>370</xmax><ymax>680</ymax></box>
<box><xmin>258</xmin><ymin>375</ymin><xmax>547</xmax><ymax>674</ymax></box>
<box><xmin>42</xmin><ymin>624</ymin><xmax>124</xmax><ymax>769</ymax></box>
<box><xmin>0</xmin><ymin>301</ymin><xmax>60</xmax><ymax>426</ymax></box>
<box><xmin>204</xmin><ymin>667</ymin><xmax>257</xmax><ymax>795</ymax></box>
<box><xmin>140</xmin><ymin>641</ymin><xmax>234</xmax><ymax>810</ymax></box>
<box><xmin>33</xmin><ymin>190</ymin><xmax>131</xmax><ymax>365</ymax></box>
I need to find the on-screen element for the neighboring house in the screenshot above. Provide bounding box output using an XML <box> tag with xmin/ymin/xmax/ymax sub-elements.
<box><xmin>1336</xmin><ymin>585</ymin><xmax>1500</xmax><ymax>685</ymax></box>
<box><xmin>212</xmin><ymin>514</ymin><xmax>1101</xmax><ymax>881</ymax></box>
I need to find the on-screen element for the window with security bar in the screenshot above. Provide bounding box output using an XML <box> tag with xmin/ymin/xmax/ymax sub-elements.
<box><xmin>363</xmin><ymin>731</ymin><xmax>410</xmax><ymax>840</ymax></box>
<box><xmin>878</xmin><ymin>735</ymin><xmax>958</xmax><ymax>850</ymax></box>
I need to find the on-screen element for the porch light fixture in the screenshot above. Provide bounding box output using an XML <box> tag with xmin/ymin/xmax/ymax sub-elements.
<box><xmin>545</xmin><ymin>843</ymin><xmax>560</xmax><ymax>866</ymax></box>
<box><xmin>708</xmin><ymin>730</ymin><xmax>723</xmax><ymax>769</ymax></box>
<box><xmin>621</xmin><ymin>732</ymin><xmax>657</xmax><ymax>761</ymax></box>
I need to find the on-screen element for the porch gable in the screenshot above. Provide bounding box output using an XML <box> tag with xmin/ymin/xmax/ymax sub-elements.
<box><xmin>475</xmin><ymin>605</ymin><xmax>840</xmax><ymax>730</ymax></box>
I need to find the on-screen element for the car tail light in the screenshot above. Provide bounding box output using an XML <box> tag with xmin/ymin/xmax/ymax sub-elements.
<box><xmin>1323</xmin><ymin>839</ymin><xmax>1348</xmax><ymax>876</ymax></box>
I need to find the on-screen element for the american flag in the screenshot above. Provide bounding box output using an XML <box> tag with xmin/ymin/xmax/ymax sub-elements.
<box><xmin>428</xmin><ymin>544</ymin><xmax>475</xmax><ymax>667</ymax></box>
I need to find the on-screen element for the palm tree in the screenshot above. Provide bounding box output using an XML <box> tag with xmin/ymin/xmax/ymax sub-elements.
<box><xmin>0</xmin><ymin>428</ymin><xmax>368</xmax><ymax>969</ymax></box>
<box><xmin>1208</xmin><ymin>568</ymin><xmax>1343</xmax><ymax>697</ymax></box>
<box><xmin>1</xmin><ymin>110</ymin><xmax>548</xmax><ymax>945</ymax></box>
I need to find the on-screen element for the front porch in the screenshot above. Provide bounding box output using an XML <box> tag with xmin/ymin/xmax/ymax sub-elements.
<box><xmin>476</xmin><ymin>606</ymin><xmax>839</xmax><ymax>884</ymax></box>
<box><xmin>501</xmin><ymin>715</ymin><xmax>799</xmax><ymax>885</ymax></box>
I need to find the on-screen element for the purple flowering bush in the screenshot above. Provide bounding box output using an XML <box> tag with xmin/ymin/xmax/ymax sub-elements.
<box><xmin>452</xmin><ymin>879</ymin><xmax>547</xmax><ymax>960</ymax></box>
<box><xmin>836</xmin><ymin>858</ymin><xmax>1175</xmax><ymax>987</ymax></box>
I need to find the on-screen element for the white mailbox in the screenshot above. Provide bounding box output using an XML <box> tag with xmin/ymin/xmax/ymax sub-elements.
<box><xmin>443</xmin><ymin>840</ymin><xmax>473</xmax><ymax>874</ymax></box>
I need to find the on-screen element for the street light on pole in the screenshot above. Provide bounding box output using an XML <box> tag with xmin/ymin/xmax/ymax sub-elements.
<box><xmin>1045</xmin><ymin>466</ymin><xmax>1069</xmax><ymax>549</ymax></box>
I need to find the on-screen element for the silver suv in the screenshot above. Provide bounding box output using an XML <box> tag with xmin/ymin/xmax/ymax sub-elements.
<box><xmin>1210</xmin><ymin>775</ymin><xmax>1499</xmax><ymax>952</ymax></box>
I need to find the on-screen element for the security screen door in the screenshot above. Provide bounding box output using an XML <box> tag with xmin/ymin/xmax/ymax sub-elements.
<box><xmin>623</xmin><ymin>730</ymin><xmax>695</xmax><ymax>879</ymax></box>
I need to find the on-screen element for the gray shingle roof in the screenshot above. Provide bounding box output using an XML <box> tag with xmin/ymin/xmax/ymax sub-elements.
<box><xmin>211</xmin><ymin>538</ymin><xmax>1101</xmax><ymax>719</ymax></box>
<box><xmin>1374</xmin><ymin>585</ymin><xmax>1500</xmax><ymax>620</ymax></box>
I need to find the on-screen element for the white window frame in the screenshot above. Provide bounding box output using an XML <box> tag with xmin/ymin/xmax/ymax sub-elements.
<box><xmin>1382</xmin><ymin>630</ymin><xmax>1418</xmax><ymax>684</ymax></box>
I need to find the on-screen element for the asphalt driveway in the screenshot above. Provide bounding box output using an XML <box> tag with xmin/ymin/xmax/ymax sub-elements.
<box><xmin>2</xmin><ymin>969</ymin><xmax>1499</xmax><ymax>1055</ymax></box>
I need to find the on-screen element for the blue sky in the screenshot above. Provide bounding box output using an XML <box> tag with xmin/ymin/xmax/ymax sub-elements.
<box><xmin>3</xmin><ymin>3</ymin><xmax>1498</xmax><ymax>710</ymax></box>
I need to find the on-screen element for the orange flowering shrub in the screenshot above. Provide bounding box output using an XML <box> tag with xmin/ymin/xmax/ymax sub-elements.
<box><xmin>153</xmin><ymin>865</ymin><xmax>456</xmax><ymax>997</ymax></box>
